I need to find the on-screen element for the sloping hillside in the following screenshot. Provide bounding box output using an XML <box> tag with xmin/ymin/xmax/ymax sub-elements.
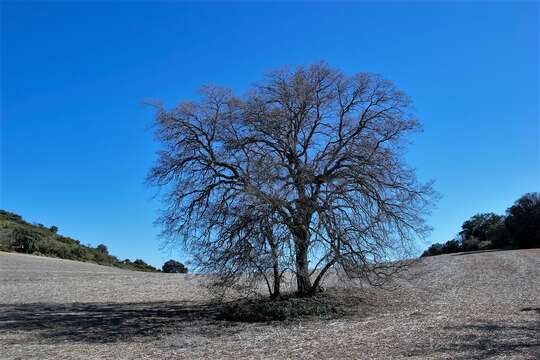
<box><xmin>0</xmin><ymin>210</ymin><xmax>159</xmax><ymax>272</ymax></box>
<box><xmin>0</xmin><ymin>249</ymin><xmax>538</xmax><ymax>359</ymax></box>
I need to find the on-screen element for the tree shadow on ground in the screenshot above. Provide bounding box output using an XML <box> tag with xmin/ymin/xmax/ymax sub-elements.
<box><xmin>406</xmin><ymin>318</ymin><xmax>540</xmax><ymax>359</ymax></box>
<box><xmin>0</xmin><ymin>292</ymin><xmax>366</xmax><ymax>345</ymax></box>
<box><xmin>521</xmin><ymin>307</ymin><xmax>540</xmax><ymax>314</ymax></box>
<box><xmin>0</xmin><ymin>301</ymin><xmax>240</xmax><ymax>344</ymax></box>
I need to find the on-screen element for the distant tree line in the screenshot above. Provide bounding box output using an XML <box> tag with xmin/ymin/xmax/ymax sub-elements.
<box><xmin>0</xmin><ymin>210</ymin><xmax>188</xmax><ymax>274</ymax></box>
<box><xmin>421</xmin><ymin>192</ymin><xmax>540</xmax><ymax>257</ymax></box>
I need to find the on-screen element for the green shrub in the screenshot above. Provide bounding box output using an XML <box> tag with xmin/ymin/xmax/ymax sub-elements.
<box><xmin>461</xmin><ymin>237</ymin><xmax>480</xmax><ymax>252</ymax></box>
<box><xmin>442</xmin><ymin>240</ymin><xmax>461</xmax><ymax>253</ymax></box>
<box><xmin>71</xmin><ymin>246</ymin><xmax>86</xmax><ymax>259</ymax></box>
<box><xmin>53</xmin><ymin>243</ymin><xmax>70</xmax><ymax>258</ymax></box>
<box><xmin>422</xmin><ymin>238</ymin><xmax>469</xmax><ymax>257</ymax></box>
<box><xmin>421</xmin><ymin>243</ymin><xmax>444</xmax><ymax>257</ymax></box>
<box><xmin>33</xmin><ymin>238</ymin><xmax>71</xmax><ymax>259</ymax></box>
<box><xmin>0</xmin><ymin>210</ymin><xmax>23</xmax><ymax>223</ymax></box>
<box><xmin>12</xmin><ymin>228</ymin><xmax>38</xmax><ymax>253</ymax></box>
<box><xmin>93</xmin><ymin>251</ymin><xmax>113</xmax><ymax>264</ymax></box>
<box><xmin>115</xmin><ymin>258</ymin><xmax>160</xmax><ymax>272</ymax></box>
<box><xmin>478</xmin><ymin>240</ymin><xmax>493</xmax><ymax>250</ymax></box>
<box><xmin>219</xmin><ymin>298</ymin><xmax>340</xmax><ymax>322</ymax></box>
<box><xmin>56</xmin><ymin>236</ymin><xmax>78</xmax><ymax>245</ymax></box>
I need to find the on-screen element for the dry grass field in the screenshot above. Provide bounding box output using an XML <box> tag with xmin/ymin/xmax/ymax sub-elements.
<box><xmin>1</xmin><ymin>249</ymin><xmax>539</xmax><ymax>359</ymax></box>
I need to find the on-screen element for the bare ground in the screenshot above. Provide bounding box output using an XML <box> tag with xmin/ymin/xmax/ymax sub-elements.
<box><xmin>0</xmin><ymin>249</ymin><xmax>538</xmax><ymax>359</ymax></box>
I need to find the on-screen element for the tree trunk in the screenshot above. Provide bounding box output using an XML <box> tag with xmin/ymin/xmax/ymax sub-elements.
<box><xmin>262</xmin><ymin>225</ymin><xmax>281</xmax><ymax>299</ymax></box>
<box><xmin>309</xmin><ymin>258</ymin><xmax>336</xmax><ymax>295</ymax></box>
<box><xmin>269</xmin><ymin>237</ymin><xmax>281</xmax><ymax>299</ymax></box>
<box><xmin>271</xmin><ymin>270</ymin><xmax>281</xmax><ymax>299</ymax></box>
<box><xmin>294</xmin><ymin>232</ymin><xmax>312</xmax><ymax>296</ymax></box>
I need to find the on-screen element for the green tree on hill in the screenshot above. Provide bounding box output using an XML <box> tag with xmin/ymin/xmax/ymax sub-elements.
<box><xmin>96</xmin><ymin>244</ymin><xmax>109</xmax><ymax>254</ymax></box>
<box><xmin>162</xmin><ymin>260</ymin><xmax>188</xmax><ymax>273</ymax></box>
<box><xmin>505</xmin><ymin>192</ymin><xmax>540</xmax><ymax>249</ymax></box>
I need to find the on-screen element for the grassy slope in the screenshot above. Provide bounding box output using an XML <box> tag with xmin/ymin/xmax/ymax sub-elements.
<box><xmin>0</xmin><ymin>210</ymin><xmax>159</xmax><ymax>272</ymax></box>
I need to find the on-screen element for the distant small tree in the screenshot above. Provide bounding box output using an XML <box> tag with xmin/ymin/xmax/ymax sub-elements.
<box><xmin>96</xmin><ymin>244</ymin><xmax>108</xmax><ymax>254</ymax></box>
<box><xmin>162</xmin><ymin>259</ymin><xmax>188</xmax><ymax>273</ymax></box>
<box><xmin>49</xmin><ymin>226</ymin><xmax>58</xmax><ymax>234</ymax></box>
<box><xmin>505</xmin><ymin>192</ymin><xmax>540</xmax><ymax>249</ymax></box>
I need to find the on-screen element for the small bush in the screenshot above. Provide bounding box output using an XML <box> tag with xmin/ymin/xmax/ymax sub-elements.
<box><xmin>35</xmin><ymin>239</ymin><xmax>71</xmax><ymax>258</ymax></box>
<box><xmin>442</xmin><ymin>239</ymin><xmax>461</xmax><ymax>254</ymax></box>
<box><xmin>422</xmin><ymin>238</ymin><xmax>469</xmax><ymax>257</ymax></box>
<box><xmin>93</xmin><ymin>251</ymin><xmax>114</xmax><ymax>264</ymax></box>
<box><xmin>421</xmin><ymin>243</ymin><xmax>444</xmax><ymax>257</ymax></box>
<box><xmin>219</xmin><ymin>298</ymin><xmax>340</xmax><ymax>322</ymax></box>
<box><xmin>53</xmin><ymin>243</ymin><xmax>70</xmax><ymax>258</ymax></box>
<box><xmin>461</xmin><ymin>237</ymin><xmax>480</xmax><ymax>252</ymax></box>
<box><xmin>71</xmin><ymin>246</ymin><xmax>86</xmax><ymax>259</ymax></box>
<box><xmin>56</xmin><ymin>236</ymin><xmax>78</xmax><ymax>245</ymax></box>
<box><xmin>116</xmin><ymin>259</ymin><xmax>160</xmax><ymax>272</ymax></box>
<box><xmin>12</xmin><ymin>228</ymin><xmax>38</xmax><ymax>253</ymax></box>
<box><xmin>478</xmin><ymin>240</ymin><xmax>493</xmax><ymax>250</ymax></box>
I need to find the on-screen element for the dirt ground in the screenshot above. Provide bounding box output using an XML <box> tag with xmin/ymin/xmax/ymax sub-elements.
<box><xmin>1</xmin><ymin>249</ymin><xmax>538</xmax><ymax>359</ymax></box>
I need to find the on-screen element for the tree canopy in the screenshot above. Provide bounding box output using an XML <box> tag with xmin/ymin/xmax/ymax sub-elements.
<box><xmin>459</xmin><ymin>213</ymin><xmax>504</xmax><ymax>242</ymax></box>
<box><xmin>149</xmin><ymin>63</ymin><xmax>435</xmax><ymax>297</ymax></box>
<box><xmin>162</xmin><ymin>260</ymin><xmax>188</xmax><ymax>274</ymax></box>
<box><xmin>505</xmin><ymin>192</ymin><xmax>540</xmax><ymax>249</ymax></box>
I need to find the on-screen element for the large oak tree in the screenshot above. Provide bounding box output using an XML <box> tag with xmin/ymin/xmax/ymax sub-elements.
<box><xmin>149</xmin><ymin>63</ymin><xmax>435</xmax><ymax>297</ymax></box>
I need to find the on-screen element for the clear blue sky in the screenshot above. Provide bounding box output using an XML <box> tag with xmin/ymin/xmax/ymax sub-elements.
<box><xmin>1</xmin><ymin>1</ymin><xmax>538</xmax><ymax>268</ymax></box>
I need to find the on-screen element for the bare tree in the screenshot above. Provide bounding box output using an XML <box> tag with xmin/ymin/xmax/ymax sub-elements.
<box><xmin>149</xmin><ymin>63</ymin><xmax>436</xmax><ymax>297</ymax></box>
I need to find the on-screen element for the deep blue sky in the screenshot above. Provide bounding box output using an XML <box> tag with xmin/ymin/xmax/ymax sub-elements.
<box><xmin>1</xmin><ymin>1</ymin><xmax>538</xmax><ymax>267</ymax></box>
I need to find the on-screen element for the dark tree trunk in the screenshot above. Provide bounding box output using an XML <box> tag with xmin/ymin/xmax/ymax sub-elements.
<box><xmin>271</xmin><ymin>270</ymin><xmax>281</xmax><ymax>300</ymax></box>
<box><xmin>294</xmin><ymin>231</ymin><xmax>312</xmax><ymax>296</ymax></box>
<box><xmin>309</xmin><ymin>258</ymin><xmax>336</xmax><ymax>295</ymax></box>
<box><xmin>269</xmin><ymin>235</ymin><xmax>281</xmax><ymax>299</ymax></box>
